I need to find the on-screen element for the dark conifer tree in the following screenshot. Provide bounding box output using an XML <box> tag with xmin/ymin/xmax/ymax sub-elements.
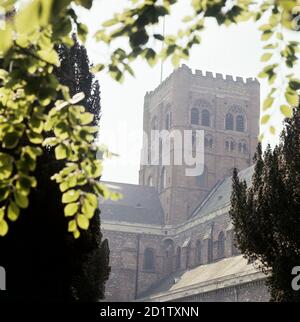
<box><xmin>230</xmin><ymin>107</ymin><xmax>300</xmax><ymax>302</ymax></box>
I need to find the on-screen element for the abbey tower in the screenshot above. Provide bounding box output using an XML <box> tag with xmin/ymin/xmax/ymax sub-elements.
<box><xmin>139</xmin><ymin>65</ymin><xmax>260</xmax><ymax>226</ymax></box>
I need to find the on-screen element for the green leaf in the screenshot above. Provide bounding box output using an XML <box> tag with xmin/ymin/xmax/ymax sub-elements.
<box><xmin>0</xmin><ymin>219</ymin><xmax>9</xmax><ymax>237</ymax></box>
<box><xmin>86</xmin><ymin>193</ymin><xmax>98</xmax><ymax>209</ymax></box>
<box><xmin>263</xmin><ymin>97</ymin><xmax>274</xmax><ymax>110</ymax></box>
<box><xmin>37</xmin><ymin>49</ymin><xmax>60</xmax><ymax>66</ymax></box>
<box><xmin>3</xmin><ymin>132</ymin><xmax>19</xmax><ymax>149</ymax></box>
<box><xmin>80</xmin><ymin>113</ymin><xmax>94</xmax><ymax>125</ymax></box>
<box><xmin>14</xmin><ymin>191</ymin><xmax>29</xmax><ymax>209</ymax></box>
<box><xmin>69</xmin><ymin>92</ymin><xmax>85</xmax><ymax>104</ymax></box>
<box><xmin>261</xmin><ymin>114</ymin><xmax>271</xmax><ymax>124</ymax></box>
<box><xmin>68</xmin><ymin>220</ymin><xmax>77</xmax><ymax>232</ymax></box>
<box><xmin>0</xmin><ymin>208</ymin><xmax>4</xmax><ymax>221</ymax></box>
<box><xmin>27</xmin><ymin>131</ymin><xmax>44</xmax><ymax>144</ymax></box>
<box><xmin>269</xmin><ymin>126</ymin><xmax>276</xmax><ymax>135</ymax></box>
<box><xmin>77</xmin><ymin>214</ymin><xmax>89</xmax><ymax>230</ymax></box>
<box><xmin>91</xmin><ymin>64</ymin><xmax>105</xmax><ymax>73</ymax></box>
<box><xmin>64</xmin><ymin>203</ymin><xmax>79</xmax><ymax>217</ymax></box>
<box><xmin>55</xmin><ymin>144</ymin><xmax>68</xmax><ymax>160</ymax></box>
<box><xmin>0</xmin><ymin>153</ymin><xmax>13</xmax><ymax>180</ymax></box>
<box><xmin>82</xmin><ymin>197</ymin><xmax>95</xmax><ymax>218</ymax></box>
<box><xmin>285</xmin><ymin>91</ymin><xmax>299</xmax><ymax>106</ymax></box>
<box><xmin>8</xmin><ymin>201</ymin><xmax>20</xmax><ymax>222</ymax></box>
<box><xmin>261</xmin><ymin>53</ymin><xmax>273</xmax><ymax>62</ymax></box>
<box><xmin>73</xmin><ymin>230</ymin><xmax>80</xmax><ymax>239</ymax></box>
<box><xmin>0</xmin><ymin>27</ymin><xmax>13</xmax><ymax>56</ymax></box>
<box><xmin>62</xmin><ymin>190</ymin><xmax>80</xmax><ymax>204</ymax></box>
<box><xmin>280</xmin><ymin>105</ymin><xmax>293</xmax><ymax>118</ymax></box>
<box><xmin>261</xmin><ymin>31</ymin><xmax>273</xmax><ymax>41</ymax></box>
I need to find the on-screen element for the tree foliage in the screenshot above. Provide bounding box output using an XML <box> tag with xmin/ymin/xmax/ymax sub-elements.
<box><xmin>229</xmin><ymin>106</ymin><xmax>300</xmax><ymax>302</ymax></box>
<box><xmin>0</xmin><ymin>35</ymin><xmax>110</xmax><ymax>301</ymax></box>
<box><xmin>0</xmin><ymin>0</ymin><xmax>118</xmax><ymax>238</ymax></box>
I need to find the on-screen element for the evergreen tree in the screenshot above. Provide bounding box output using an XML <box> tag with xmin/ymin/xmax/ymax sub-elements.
<box><xmin>0</xmin><ymin>37</ymin><xmax>110</xmax><ymax>301</ymax></box>
<box><xmin>230</xmin><ymin>108</ymin><xmax>300</xmax><ymax>302</ymax></box>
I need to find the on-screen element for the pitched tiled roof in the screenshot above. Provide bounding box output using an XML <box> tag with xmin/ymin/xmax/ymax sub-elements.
<box><xmin>191</xmin><ymin>165</ymin><xmax>254</xmax><ymax>219</ymax></box>
<box><xmin>100</xmin><ymin>181</ymin><xmax>164</xmax><ymax>225</ymax></box>
<box><xmin>138</xmin><ymin>255</ymin><xmax>265</xmax><ymax>301</ymax></box>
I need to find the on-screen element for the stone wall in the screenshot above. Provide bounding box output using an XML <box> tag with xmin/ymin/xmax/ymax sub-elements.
<box><xmin>175</xmin><ymin>279</ymin><xmax>269</xmax><ymax>302</ymax></box>
<box><xmin>103</xmin><ymin>211</ymin><xmax>242</xmax><ymax>301</ymax></box>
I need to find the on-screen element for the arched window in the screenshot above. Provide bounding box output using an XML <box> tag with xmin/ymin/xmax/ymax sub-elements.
<box><xmin>191</xmin><ymin>108</ymin><xmax>199</xmax><ymax>125</ymax></box>
<box><xmin>163</xmin><ymin>239</ymin><xmax>174</xmax><ymax>274</ymax></box>
<box><xmin>225</xmin><ymin>141</ymin><xmax>230</xmax><ymax>151</ymax></box>
<box><xmin>236</xmin><ymin>115</ymin><xmax>245</xmax><ymax>132</ymax></box>
<box><xmin>238</xmin><ymin>142</ymin><xmax>243</xmax><ymax>153</ymax></box>
<box><xmin>165</xmin><ymin>111</ymin><xmax>171</xmax><ymax>130</ymax></box>
<box><xmin>208</xmin><ymin>239</ymin><xmax>213</xmax><ymax>263</ymax></box>
<box><xmin>143</xmin><ymin>248</ymin><xmax>155</xmax><ymax>270</ymax></box>
<box><xmin>225</xmin><ymin>113</ymin><xmax>234</xmax><ymax>130</ymax></box>
<box><xmin>147</xmin><ymin>176</ymin><xmax>153</xmax><ymax>187</ymax></box>
<box><xmin>176</xmin><ymin>247</ymin><xmax>181</xmax><ymax>270</ymax></box>
<box><xmin>230</xmin><ymin>140</ymin><xmax>235</xmax><ymax>151</ymax></box>
<box><xmin>238</xmin><ymin>141</ymin><xmax>248</xmax><ymax>153</ymax></box>
<box><xmin>196</xmin><ymin>240</ymin><xmax>202</xmax><ymax>265</ymax></box>
<box><xmin>196</xmin><ymin>166</ymin><xmax>208</xmax><ymax>186</ymax></box>
<box><xmin>160</xmin><ymin>167</ymin><xmax>166</xmax><ymax>191</ymax></box>
<box><xmin>201</xmin><ymin>109</ymin><xmax>210</xmax><ymax>127</ymax></box>
<box><xmin>205</xmin><ymin>136</ymin><xmax>213</xmax><ymax>149</ymax></box>
<box><xmin>217</xmin><ymin>232</ymin><xmax>225</xmax><ymax>259</ymax></box>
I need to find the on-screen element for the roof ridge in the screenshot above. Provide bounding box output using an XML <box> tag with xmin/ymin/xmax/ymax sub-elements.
<box><xmin>189</xmin><ymin>178</ymin><xmax>225</xmax><ymax>219</ymax></box>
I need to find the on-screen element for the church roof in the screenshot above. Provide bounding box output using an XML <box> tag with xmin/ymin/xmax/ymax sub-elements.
<box><xmin>100</xmin><ymin>181</ymin><xmax>164</xmax><ymax>225</ymax></box>
<box><xmin>138</xmin><ymin>254</ymin><xmax>266</xmax><ymax>301</ymax></box>
<box><xmin>191</xmin><ymin>165</ymin><xmax>254</xmax><ymax>219</ymax></box>
<box><xmin>100</xmin><ymin>165</ymin><xmax>254</xmax><ymax>226</ymax></box>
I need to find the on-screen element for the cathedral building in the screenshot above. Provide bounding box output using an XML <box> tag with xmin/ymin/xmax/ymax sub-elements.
<box><xmin>101</xmin><ymin>65</ymin><xmax>269</xmax><ymax>302</ymax></box>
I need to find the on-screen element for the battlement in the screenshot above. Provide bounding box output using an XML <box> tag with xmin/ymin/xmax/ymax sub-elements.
<box><xmin>145</xmin><ymin>64</ymin><xmax>258</xmax><ymax>99</ymax></box>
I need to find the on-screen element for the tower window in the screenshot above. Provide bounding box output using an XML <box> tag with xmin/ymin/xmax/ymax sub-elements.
<box><xmin>205</xmin><ymin>136</ymin><xmax>213</xmax><ymax>149</ymax></box>
<box><xmin>191</xmin><ymin>108</ymin><xmax>199</xmax><ymax>125</ymax></box>
<box><xmin>230</xmin><ymin>141</ymin><xmax>235</xmax><ymax>151</ymax></box>
<box><xmin>225</xmin><ymin>141</ymin><xmax>230</xmax><ymax>151</ymax></box>
<box><xmin>238</xmin><ymin>142</ymin><xmax>242</xmax><ymax>153</ymax></box>
<box><xmin>225</xmin><ymin>113</ymin><xmax>234</xmax><ymax>130</ymax></box>
<box><xmin>165</xmin><ymin>111</ymin><xmax>172</xmax><ymax>130</ymax></box>
<box><xmin>236</xmin><ymin>115</ymin><xmax>245</xmax><ymax>132</ymax></box>
<box><xmin>143</xmin><ymin>248</ymin><xmax>155</xmax><ymax>270</ymax></box>
<box><xmin>238</xmin><ymin>141</ymin><xmax>248</xmax><ymax>153</ymax></box>
<box><xmin>201</xmin><ymin>109</ymin><xmax>210</xmax><ymax>127</ymax></box>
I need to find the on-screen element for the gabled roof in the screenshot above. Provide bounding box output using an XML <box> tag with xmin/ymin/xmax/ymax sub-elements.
<box><xmin>191</xmin><ymin>165</ymin><xmax>254</xmax><ymax>219</ymax></box>
<box><xmin>100</xmin><ymin>181</ymin><xmax>164</xmax><ymax>225</ymax></box>
<box><xmin>139</xmin><ymin>255</ymin><xmax>265</xmax><ymax>301</ymax></box>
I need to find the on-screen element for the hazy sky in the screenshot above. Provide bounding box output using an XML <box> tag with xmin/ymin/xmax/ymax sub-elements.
<box><xmin>78</xmin><ymin>0</ymin><xmax>300</xmax><ymax>184</ymax></box>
